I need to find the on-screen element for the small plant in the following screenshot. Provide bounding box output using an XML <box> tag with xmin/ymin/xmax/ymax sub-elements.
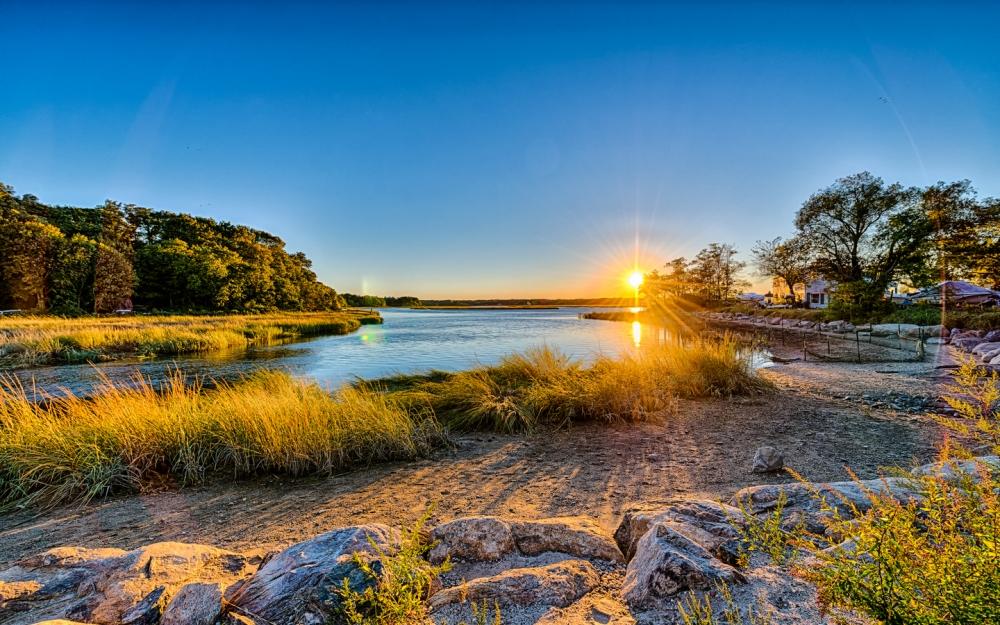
<box><xmin>936</xmin><ymin>356</ymin><xmax>1000</xmax><ymax>454</ymax></box>
<box><xmin>338</xmin><ymin>509</ymin><xmax>452</xmax><ymax>625</ymax></box>
<box><xmin>733</xmin><ymin>491</ymin><xmax>802</xmax><ymax>567</ymax></box>
<box><xmin>450</xmin><ymin>600</ymin><xmax>502</xmax><ymax>625</ymax></box>
<box><xmin>677</xmin><ymin>583</ymin><xmax>773</xmax><ymax>625</ymax></box>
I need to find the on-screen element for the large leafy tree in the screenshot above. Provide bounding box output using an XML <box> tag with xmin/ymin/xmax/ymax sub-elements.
<box><xmin>794</xmin><ymin>172</ymin><xmax>930</xmax><ymax>302</ymax></box>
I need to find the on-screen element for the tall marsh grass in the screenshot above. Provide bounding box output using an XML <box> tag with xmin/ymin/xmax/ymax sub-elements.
<box><xmin>0</xmin><ymin>311</ymin><xmax>382</xmax><ymax>367</ymax></box>
<box><xmin>0</xmin><ymin>334</ymin><xmax>767</xmax><ymax>508</ymax></box>
<box><xmin>0</xmin><ymin>370</ymin><xmax>442</xmax><ymax>509</ymax></box>
<box><xmin>370</xmin><ymin>335</ymin><xmax>769</xmax><ymax>433</ymax></box>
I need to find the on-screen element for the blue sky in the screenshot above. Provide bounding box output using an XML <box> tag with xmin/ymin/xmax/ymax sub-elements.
<box><xmin>2</xmin><ymin>2</ymin><xmax>998</xmax><ymax>298</ymax></box>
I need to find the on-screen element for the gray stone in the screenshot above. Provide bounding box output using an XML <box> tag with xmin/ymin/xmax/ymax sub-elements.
<box><xmin>225</xmin><ymin>524</ymin><xmax>398</xmax><ymax>625</ymax></box>
<box><xmin>428</xmin><ymin>517</ymin><xmax>516</xmax><ymax>564</ymax></box>
<box><xmin>613</xmin><ymin>500</ymin><xmax>744</xmax><ymax>564</ymax></box>
<box><xmin>621</xmin><ymin>522</ymin><xmax>744</xmax><ymax>609</ymax></box>
<box><xmin>732</xmin><ymin>477</ymin><xmax>922</xmax><ymax>534</ymax></box>
<box><xmin>510</xmin><ymin>517</ymin><xmax>623</xmax><ymax>562</ymax></box>
<box><xmin>429</xmin><ymin>560</ymin><xmax>600</xmax><ymax>610</ymax></box>
<box><xmin>161</xmin><ymin>582</ymin><xmax>227</xmax><ymax>625</ymax></box>
<box><xmin>751</xmin><ymin>446</ymin><xmax>784</xmax><ymax>473</ymax></box>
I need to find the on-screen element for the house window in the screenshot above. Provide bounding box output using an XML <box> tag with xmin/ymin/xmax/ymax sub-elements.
<box><xmin>810</xmin><ymin>293</ymin><xmax>820</xmax><ymax>304</ymax></box>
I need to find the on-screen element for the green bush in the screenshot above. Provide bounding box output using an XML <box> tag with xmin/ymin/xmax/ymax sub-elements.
<box><xmin>800</xmin><ymin>357</ymin><xmax>1000</xmax><ymax>625</ymax></box>
<box><xmin>338</xmin><ymin>510</ymin><xmax>452</xmax><ymax>625</ymax></box>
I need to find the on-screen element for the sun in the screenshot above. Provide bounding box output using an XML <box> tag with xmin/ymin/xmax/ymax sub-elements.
<box><xmin>627</xmin><ymin>271</ymin><xmax>644</xmax><ymax>289</ymax></box>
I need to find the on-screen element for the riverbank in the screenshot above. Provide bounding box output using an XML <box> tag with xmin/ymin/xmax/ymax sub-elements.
<box><xmin>0</xmin><ymin>310</ymin><xmax>381</xmax><ymax>369</ymax></box>
<box><xmin>0</xmin><ymin>356</ymin><xmax>944</xmax><ymax>565</ymax></box>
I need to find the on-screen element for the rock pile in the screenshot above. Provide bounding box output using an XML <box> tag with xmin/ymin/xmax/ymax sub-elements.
<box><xmin>3</xmin><ymin>457</ymin><xmax>994</xmax><ymax>625</ymax></box>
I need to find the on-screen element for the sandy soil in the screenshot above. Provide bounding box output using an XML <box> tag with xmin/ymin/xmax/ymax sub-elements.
<box><xmin>0</xmin><ymin>357</ymin><xmax>949</xmax><ymax>566</ymax></box>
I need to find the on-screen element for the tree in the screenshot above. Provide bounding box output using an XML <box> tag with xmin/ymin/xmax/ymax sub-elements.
<box><xmin>794</xmin><ymin>172</ymin><xmax>930</xmax><ymax>310</ymax></box>
<box><xmin>688</xmin><ymin>243</ymin><xmax>748</xmax><ymax>301</ymax></box>
<box><xmin>918</xmin><ymin>181</ymin><xmax>1000</xmax><ymax>289</ymax></box>
<box><xmin>751</xmin><ymin>235</ymin><xmax>812</xmax><ymax>302</ymax></box>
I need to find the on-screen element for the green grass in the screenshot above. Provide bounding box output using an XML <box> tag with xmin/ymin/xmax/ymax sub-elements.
<box><xmin>0</xmin><ymin>310</ymin><xmax>382</xmax><ymax>368</ymax></box>
<box><xmin>0</xmin><ymin>336</ymin><xmax>767</xmax><ymax>509</ymax></box>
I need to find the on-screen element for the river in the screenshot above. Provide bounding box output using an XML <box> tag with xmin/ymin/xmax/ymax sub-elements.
<box><xmin>5</xmin><ymin>308</ymin><xmax>675</xmax><ymax>397</ymax></box>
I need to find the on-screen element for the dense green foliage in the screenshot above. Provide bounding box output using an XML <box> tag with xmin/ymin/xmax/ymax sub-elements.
<box><xmin>0</xmin><ymin>183</ymin><xmax>343</xmax><ymax>313</ymax></box>
<box><xmin>342</xmin><ymin>293</ymin><xmax>388</xmax><ymax>307</ymax></box>
<box><xmin>647</xmin><ymin>172</ymin><xmax>999</xmax><ymax>316</ymax></box>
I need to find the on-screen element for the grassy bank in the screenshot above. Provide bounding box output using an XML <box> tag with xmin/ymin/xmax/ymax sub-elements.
<box><xmin>0</xmin><ymin>310</ymin><xmax>382</xmax><ymax>368</ymax></box>
<box><xmin>0</xmin><ymin>337</ymin><xmax>766</xmax><ymax>508</ymax></box>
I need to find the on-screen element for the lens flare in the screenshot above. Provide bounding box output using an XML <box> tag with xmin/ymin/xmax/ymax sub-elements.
<box><xmin>631</xmin><ymin>320</ymin><xmax>642</xmax><ymax>348</ymax></box>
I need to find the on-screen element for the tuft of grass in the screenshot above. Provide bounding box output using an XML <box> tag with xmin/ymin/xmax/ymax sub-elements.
<box><xmin>0</xmin><ymin>310</ymin><xmax>381</xmax><ymax>368</ymax></box>
<box><xmin>677</xmin><ymin>583</ymin><xmax>773</xmax><ymax>625</ymax></box>
<box><xmin>0</xmin><ymin>370</ymin><xmax>442</xmax><ymax>509</ymax></box>
<box><xmin>370</xmin><ymin>336</ymin><xmax>768</xmax><ymax>433</ymax></box>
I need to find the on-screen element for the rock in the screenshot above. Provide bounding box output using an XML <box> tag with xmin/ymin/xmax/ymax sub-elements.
<box><xmin>0</xmin><ymin>543</ymin><xmax>253</xmax><ymax>625</ymax></box>
<box><xmin>614</xmin><ymin>500</ymin><xmax>744</xmax><ymax>563</ymax></box>
<box><xmin>621</xmin><ymin>522</ymin><xmax>744</xmax><ymax>609</ymax></box>
<box><xmin>732</xmin><ymin>477</ymin><xmax>922</xmax><ymax>534</ymax></box>
<box><xmin>535</xmin><ymin>595</ymin><xmax>635</xmax><ymax>625</ymax></box>
<box><xmin>871</xmin><ymin>323</ymin><xmax>919</xmax><ymax>337</ymax></box>
<box><xmin>428</xmin><ymin>517</ymin><xmax>515</xmax><ymax>564</ymax></box>
<box><xmin>952</xmin><ymin>337</ymin><xmax>984</xmax><ymax>351</ymax></box>
<box><xmin>428</xmin><ymin>560</ymin><xmax>599</xmax><ymax>610</ymax></box>
<box><xmin>87</xmin><ymin>543</ymin><xmax>254</xmax><ymax>625</ymax></box>
<box><xmin>970</xmin><ymin>341</ymin><xmax>1000</xmax><ymax>356</ymax></box>
<box><xmin>161</xmin><ymin>582</ymin><xmax>227</xmax><ymax>625</ymax></box>
<box><xmin>912</xmin><ymin>456</ymin><xmax>1000</xmax><ymax>482</ymax></box>
<box><xmin>991</xmin><ymin>353</ymin><xmax>1000</xmax><ymax>366</ymax></box>
<box><xmin>751</xmin><ymin>446</ymin><xmax>784</xmax><ymax>473</ymax></box>
<box><xmin>985</xmin><ymin>329</ymin><xmax>1000</xmax><ymax>342</ymax></box>
<box><xmin>980</xmin><ymin>347</ymin><xmax>1000</xmax><ymax>363</ymax></box>
<box><xmin>225</xmin><ymin>524</ymin><xmax>398</xmax><ymax>625</ymax></box>
<box><xmin>510</xmin><ymin>518</ymin><xmax>623</xmax><ymax>563</ymax></box>
<box><xmin>27</xmin><ymin>621</ymin><xmax>95</xmax><ymax>625</ymax></box>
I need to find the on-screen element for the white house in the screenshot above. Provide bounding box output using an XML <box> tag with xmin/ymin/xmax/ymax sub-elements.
<box><xmin>804</xmin><ymin>279</ymin><xmax>832</xmax><ymax>309</ymax></box>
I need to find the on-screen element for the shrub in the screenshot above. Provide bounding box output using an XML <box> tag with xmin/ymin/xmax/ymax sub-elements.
<box><xmin>338</xmin><ymin>510</ymin><xmax>451</xmax><ymax>625</ymax></box>
<box><xmin>800</xmin><ymin>357</ymin><xmax>1000</xmax><ymax>625</ymax></box>
<box><xmin>733</xmin><ymin>491</ymin><xmax>801</xmax><ymax>567</ymax></box>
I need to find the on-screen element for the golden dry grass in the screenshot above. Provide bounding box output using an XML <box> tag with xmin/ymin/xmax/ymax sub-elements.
<box><xmin>0</xmin><ymin>334</ymin><xmax>767</xmax><ymax>509</ymax></box>
<box><xmin>0</xmin><ymin>310</ymin><xmax>381</xmax><ymax>367</ymax></box>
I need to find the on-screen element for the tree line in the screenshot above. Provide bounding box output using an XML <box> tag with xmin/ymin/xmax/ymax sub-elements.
<box><xmin>0</xmin><ymin>184</ymin><xmax>344</xmax><ymax>314</ymax></box>
<box><xmin>645</xmin><ymin>172</ymin><xmax>1000</xmax><ymax>315</ymax></box>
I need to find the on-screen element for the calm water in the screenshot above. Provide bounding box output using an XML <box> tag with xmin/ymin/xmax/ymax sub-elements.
<box><xmin>7</xmin><ymin>308</ymin><xmax>674</xmax><ymax>397</ymax></box>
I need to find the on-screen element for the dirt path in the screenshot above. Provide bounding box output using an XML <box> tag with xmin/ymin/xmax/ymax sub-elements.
<box><xmin>0</xmin><ymin>359</ymin><xmax>946</xmax><ymax>565</ymax></box>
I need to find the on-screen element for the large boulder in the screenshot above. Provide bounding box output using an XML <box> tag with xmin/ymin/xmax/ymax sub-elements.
<box><xmin>621</xmin><ymin>522</ymin><xmax>744</xmax><ymax>609</ymax></box>
<box><xmin>225</xmin><ymin>524</ymin><xmax>399</xmax><ymax>625</ymax></box>
<box><xmin>871</xmin><ymin>323</ymin><xmax>919</xmax><ymax>337</ymax></box>
<box><xmin>510</xmin><ymin>518</ymin><xmax>623</xmax><ymax>563</ymax></box>
<box><xmin>428</xmin><ymin>560</ymin><xmax>600</xmax><ymax>610</ymax></box>
<box><xmin>428</xmin><ymin>517</ymin><xmax>516</xmax><ymax>564</ymax></box>
<box><xmin>0</xmin><ymin>543</ymin><xmax>254</xmax><ymax>625</ymax></box>
<box><xmin>984</xmin><ymin>329</ymin><xmax>1000</xmax><ymax>342</ymax></box>
<box><xmin>614</xmin><ymin>500</ymin><xmax>744</xmax><ymax>564</ymax></box>
<box><xmin>732</xmin><ymin>477</ymin><xmax>922</xmax><ymax>534</ymax></box>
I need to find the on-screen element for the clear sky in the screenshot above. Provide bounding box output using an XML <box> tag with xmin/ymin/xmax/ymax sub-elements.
<box><xmin>2</xmin><ymin>2</ymin><xmax>998</xmax><ymax>298</ymax></box>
